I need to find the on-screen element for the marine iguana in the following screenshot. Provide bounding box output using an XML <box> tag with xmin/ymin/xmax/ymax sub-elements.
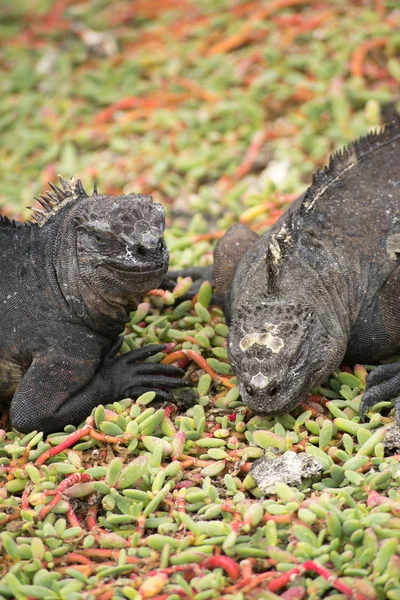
<box><xmin>173</xmin><ymin>118</ymin><xmax>400</xmax><ymax>423</ymax></box>
<box><xmin>0</xmin><ymin>177</ymin><xmax>185</xmax><ymax>434</ymax></box>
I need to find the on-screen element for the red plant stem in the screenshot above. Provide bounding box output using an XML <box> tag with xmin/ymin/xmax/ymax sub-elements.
<box><xmin>151</xmin><ymin>593</ymin><xmax>188</xmax><ymax>600</ymax></box>
<box><xmin>163</xmin><ymin>348</ymin><xmax>218</xmax><ymax>379</ymax></box>
<box><xmin>262</xmin><ymin>513</ymin><xmax>293</xmax><ymax>524</ymax></box>
<box><xmin>203</xmin><ymin>556</ymin><xmax>240</xmax><ymax>580</ymax></box>
<box><xmin>351</xmin><ymin>37</ymin><xmax>387</xmax><ymax>78</ymax></box>
<box><xmin>280</xmin><ymin>588</ymin><xmax>307</xmax><ymax>600</ymax></box>
<box><xmin>186</xmin><ymin>350</ymin><xmax>217</xmax><ymax>379</ymax></box>
<box><xmin>267</xmin><ymin>560</ymin><xmax>368</xmax><ymax>599</ymax></box>
<box><xmin>234</xmin><ymin>129</ymin><xmax>268</xmax><ymax>180</ymax></box>
<box><xmin>174</xmin><ymin>480</ymin><xmax>194</xmax><ymax>489</ymax></box>
<box><xmin>36</xmin><ymin>418</ymin><xmax>94</xmax><ymax>466</ymax></box>
<box><xmin>0</xmin><ymin>510</ymin><xmax>21</xmax><ymax>527</ymax></box>
<box><xmin>218</xmin><ymin>376</ymin><xmax>237</xmax><ymax>389</ymax></box>
<box><xmin>87</xmin><ymin>504</ymin><xmax>98</xmax><ymax>530</ymax></box>
<box><xmin>161</xmin><ymin>350</ymin><xmax>186</xmax><ymax>365</ymax></box>
<box><xmin>39</xmin><ymin>473</ymin><xmax>92</xmax><ymax>519</ymax></box>
<box><xmin>66</xmin><ymin>501</ymin><xmax>82</xmax><ymax>528</ymax></box>
<box><xmin>94</xmin><ymin>98</ymin><xmax>159</xmax><ymax>125</ymax></box>
<box><xmin>89</xmin><ymin>429</ymin><xmax>130</xmax><ymax>444</ymax></box>
<box><xmin>39</xmin><ymin>492</ymin><xmax>62</xmax><ymax>519</ymax></box>
<box><xmin>21</xmin><ymin>487</ymin><xmax>30</xmax><ymax>510</ymax></box>
<box><xmin>191</xmin><ymin>231</ymin><xmax>225</xmax><ymax>243</ymax></box>
<box><xmin>136</xmin><ymin>514</ymin><xmax>146</xmax><ymax>538</ymax></box>
<box><xmin>147</xmin><ymin>288</ymin><xmax>168</xmax><ymax>297</ymax></box>
<box><xmin>208</xmin><ymin>0</ymin><xmax>310</xmax><ymax>56</ymax></box>
<box><xmin>240</xmin><ymin>559</ymin><xmax>253</xmax><ymax>579</ymax></box>
<box><xmin>54</xmin><ymin>565</ymin><xmax>93</xmax><ymax>577</ymax></box>
<box><xmin>251</xmin><ymin>215</ymin><xmax>283</xmax><ymax>230</ymax></box>
<box><xmin>43</xmin><ymin>0</ymin><xmax>68</xmax><ymax>27</ymax></box>
<box><xmin>164</xmin><ymin>405</ymin><xmax>175</xmax><ymax>418</ymax></box>
<box><xmin>374</xmin><ymin>0</ymin><xmax>386</xmax><ymax>17</ymax></box>
<box><xmin>147</xmin><ymin>564</ymin><xmax>203</xmax><ymax>577</ymax></box>
<box><xmin>65</xmin><ymin>552</ymin><xmax>94</xmax><ymax>566</ymax></box>
<box><xmin>178</xmin><ymin>454</ymin><xmax>215</xmax><ymax>469</ymax></box>
<box><xmin>224</xmin><ymin>571</ymin><xmax>277</xmax><ymax>593</ymax></box>
<box><xmin>96</xmin><ymin>591</ymin><xmax>114</xmax><ymax>600</ymax></box>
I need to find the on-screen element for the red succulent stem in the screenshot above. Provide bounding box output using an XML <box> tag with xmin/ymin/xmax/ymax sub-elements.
<box><xmin>36</xmin><ymin>417</ymin><xmax>94</xmax><ymax>466</ymax></box>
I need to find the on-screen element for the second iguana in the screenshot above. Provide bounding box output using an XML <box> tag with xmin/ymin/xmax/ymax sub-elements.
<box><xmin>176</xmin><ymin>119</ymin><xmax>400</xmax><ymax>423</ymax></box>
<box><xmin>0</xmin><ymin>177</ymin><xmax>185</xmax><ymax>434</ymax></box>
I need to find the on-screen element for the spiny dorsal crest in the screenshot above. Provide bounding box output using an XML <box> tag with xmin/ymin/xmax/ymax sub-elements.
<box><xmin>30</xmin><ymin>175</ymin><xmax>95</xmax><ymax>227</ymax></box>
<box><xmin>301</xmin><ymin>117</ymin><xmax>400</xmax><ymax>215</ymax></box>
<box><xmin>265</xmin><ymin>218</ymin><xmax>293</xmax><ymax>291</ymax></box>
<box><xmin>0</xmin><ymin>215</ymin><xmax>21</xmax><ymax>229</ymax></box>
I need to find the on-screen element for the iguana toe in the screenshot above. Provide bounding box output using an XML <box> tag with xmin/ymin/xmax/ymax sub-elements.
<box><xmin>365</xmin><ymin>363</ymin><xmax>400</xmax><ymax>390</ymax></box>
<box><xmin>124</xmin><ymin>344</ymin><xmax>167</xmax><ymax>362</ymax></box>
<box><xmin>360</xmin><ymin>362</ymin><xmax>400</xmax><ymax>420</ymax></box>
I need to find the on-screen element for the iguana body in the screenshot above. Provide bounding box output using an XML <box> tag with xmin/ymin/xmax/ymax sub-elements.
<box><xmin>202</xmin><ymin>119</ymin><xmax>400</xmax><ymax>421</ymax></box>
<box><xmin>0</xmin><ymin>177</ymin><xmax>184</xmax><ymax>434</ymax></box>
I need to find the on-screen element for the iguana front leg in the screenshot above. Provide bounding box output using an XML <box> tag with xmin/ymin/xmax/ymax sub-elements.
<box><xmin>360</xmin><ymin>264</ymin><xmax>400</xmax><ymax>425</ymax></box>
<box><xmin>10</xmin><ymin>341</ymin><xmax>185</xmax><ymax>434</ymax></box>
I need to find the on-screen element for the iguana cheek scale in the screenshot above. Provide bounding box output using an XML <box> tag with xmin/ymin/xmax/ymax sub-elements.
<box><xmin>0</xmin><ymin>176</ymin><xmax>186</xmax><ymax>434</ymax></box>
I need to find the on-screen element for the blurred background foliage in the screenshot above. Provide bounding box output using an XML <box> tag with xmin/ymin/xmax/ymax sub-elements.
<box><xmin>0</xmin><ymin>0</ymin><xmax>399</xmax><ymax>244</ymax></box>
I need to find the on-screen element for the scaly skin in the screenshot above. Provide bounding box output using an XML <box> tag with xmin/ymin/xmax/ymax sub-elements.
<box><xmin>221</xmin><ymin>119</ymin><xmax>400</xmax><ymax>422</ymax></box>
<box><xmin>168</xmin><ymin>119</ymin><xmax>400</xmax><ymax>424</ymax></box>
<box><xmin>0</xmin><ymin>176</ymin><xmax>185</xmax><ymax>434</ymax></box>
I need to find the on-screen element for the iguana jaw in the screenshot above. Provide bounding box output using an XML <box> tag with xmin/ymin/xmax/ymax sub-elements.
<box><xmin>94</xmin><ymin>246</ymin><xmax>169</xmax><ymax>279</ymax></box>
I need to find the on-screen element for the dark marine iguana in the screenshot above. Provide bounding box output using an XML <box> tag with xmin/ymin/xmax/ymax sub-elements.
<box><xmin>169</xmin><ymin>118</ymin><xmax>400</xmax><ymax>423</ymax></box>
<box><xmin>0</xmin><ymin>177</ymin><xmax>185</xmax><ymax>434</ymax></box>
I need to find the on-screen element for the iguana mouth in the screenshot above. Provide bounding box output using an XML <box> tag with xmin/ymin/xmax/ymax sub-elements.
<box><xmin>102</xmin><ymin>261</ymin><xmax>168</xmax><ymax>276</ymax></box>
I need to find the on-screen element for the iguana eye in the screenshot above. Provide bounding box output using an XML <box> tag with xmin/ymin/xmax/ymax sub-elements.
<box><xmin>94</xmin><ymin>234</ymin><xmax>105</xmax><ymax>245</ymax></box>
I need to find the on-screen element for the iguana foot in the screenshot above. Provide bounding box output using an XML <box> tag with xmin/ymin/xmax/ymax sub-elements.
<box><xmin>112</xmin><ymin>344</ymin><xmax>186</xmax><ymax>397</ymax></box>
<box><xmin>360</xmin><ymin>362</ymin><xmax>400</xmax><ymax>422</ymax></box>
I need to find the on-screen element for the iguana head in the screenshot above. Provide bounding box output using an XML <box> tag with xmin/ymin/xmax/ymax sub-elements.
<box><xmin>74</xmin><ymin>191</ymin><xmax>168</xmax><ymax>293</ymax></box>
<box><xmin>35</xmin><ymin>176</ymin><xmax>169</xmax><ymax>305</ymax></box>
<box><xmin>229</xmin><ymin>300</ymin><xmax>341</xmax><ymax>415</ymax></box>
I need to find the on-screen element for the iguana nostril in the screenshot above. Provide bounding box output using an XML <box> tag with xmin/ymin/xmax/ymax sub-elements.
<box><xmin>267</xmin><ymin>384</ymin><xmax>278</xmax><ymax>396</ymax></box>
